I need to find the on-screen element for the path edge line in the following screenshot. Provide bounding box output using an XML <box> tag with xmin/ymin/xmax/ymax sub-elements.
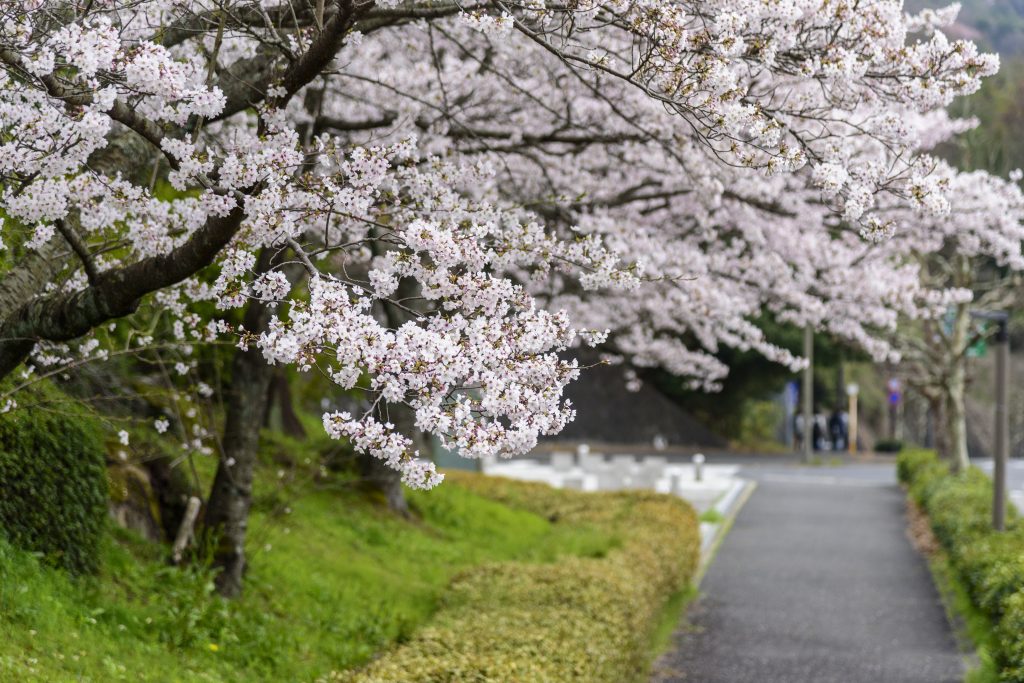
<box><xmin>695</xmin><ymin>479</ymin><xmax>756</xmax><ymax>586</ymax></box>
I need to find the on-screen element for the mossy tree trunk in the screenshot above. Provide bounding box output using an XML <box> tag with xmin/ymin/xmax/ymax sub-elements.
<box><xmin>143</xmin><ymin>451</ymin><xmax>198</xmax><ymax>542</ymax></box>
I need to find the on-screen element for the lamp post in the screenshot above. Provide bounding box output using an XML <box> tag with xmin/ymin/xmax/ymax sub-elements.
<box><xmin>970</xmin><ymin>310</ymin><xmax>1010</xmax><ymax>531</ymax></box>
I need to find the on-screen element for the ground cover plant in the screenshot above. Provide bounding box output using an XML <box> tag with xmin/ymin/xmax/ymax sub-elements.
<box><xmin>344</xmin><ymin>472</ymin><xmax>700</xmax><ymax>683</ymax></box>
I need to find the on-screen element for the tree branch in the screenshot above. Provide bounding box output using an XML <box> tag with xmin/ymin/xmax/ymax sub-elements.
<box><xmin>0</xmin><ymin>202</ymin><xmax>247</xmax><ymax>378</ymax></box>
<box><xmin>54</xmin><ymin>218</ymin><xmax>100</xmax><ymax>285</ymax></box>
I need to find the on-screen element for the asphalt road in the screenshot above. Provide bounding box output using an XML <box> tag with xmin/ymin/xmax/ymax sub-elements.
<box><xmin>653</xmin><ymin>464</ymin><xmax>964</xmax><ymax>683</ymax></box>
<box><xmin>973</xmin><ymin>458</ymin><xmax>1024</xmax><ymax>509</ymax></box>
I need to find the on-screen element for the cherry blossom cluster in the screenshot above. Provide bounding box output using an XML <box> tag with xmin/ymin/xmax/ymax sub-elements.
<box><xmin>0</xmin><ymin>0</ymin><xmax>1017</xmax><ymax>487</ymax></box>
<box><xmin>320</xmin><ymin>17</ymin><xmax>991</xmax><ymax>384</ymax></box>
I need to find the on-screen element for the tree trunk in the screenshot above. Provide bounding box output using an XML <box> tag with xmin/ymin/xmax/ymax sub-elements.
<box><xmin>924</xmin><ymin>395</ymin><xmax>938</xmax><ymax>450</ymax></box>
<box><xmin>942</xmin><ymin>301</ymin><xmax>971</xmax><ymax>474</ymax></box>
<box><xmin>201</xmin><ymin>253</ymin><xmax>277</xmax><ymax>598</ymax></box>
<box><xmin>263</xmin><ymin>368</ymin><xmax>306</xmax><ymax>438</ymax></box>
<box><xmin>356</xmin><ymin>401</ymin><xmax>428</xmax><ymax>516</ymax></box>
<box><xmin>357</xmin><ymin>447</ymin><xmax>411</xmax><ymax>515</ymax></box>
<box><xmin>945</xmin><ymin>375</ymin><xmax>970</xmax><ymax>474</ymax></box>
<box><xmin>143</xmin><ymin>450</ymin><xmax>198</xmax><ymax>543</ymax></box>
<box><xmin>354</xmin><ymin>260</ymin><xmax>432</xmax><ymax>514</ymax></box>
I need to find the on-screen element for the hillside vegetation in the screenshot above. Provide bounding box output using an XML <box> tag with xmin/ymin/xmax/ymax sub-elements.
<box><xmin>0</xmin><ymin>457</ymin><xmax>698</xmax><ymax>682</ymax></box>
<box><xmin>0</xmin><ymin>469</ymin><xmax>620</xmax><ymax>682</ymax></box>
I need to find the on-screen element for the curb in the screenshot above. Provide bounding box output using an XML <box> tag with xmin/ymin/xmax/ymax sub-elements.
<box><xmin>695</xmin><ymin>479</ymin><xmax>756</xmax><ymax>585</ymax></box>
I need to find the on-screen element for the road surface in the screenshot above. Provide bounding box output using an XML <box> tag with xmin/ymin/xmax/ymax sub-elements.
<box><xmin>653</xmin><ymin>462</ymin><xmax>963</xmax><ymax>683</ymax></box>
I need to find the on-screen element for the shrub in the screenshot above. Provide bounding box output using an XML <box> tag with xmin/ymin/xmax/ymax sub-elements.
<box><xmin>875</xmin><ymin>438</ymin><xmax>904</xmax><ymax>453</ymax></box>
<box><xmin>0</xmin><ymin>382</ymin><xmax>109</xmax><ymax>574</ymax></box>
<box><xmin>898</xmin><ymin>449</ymin><xmax>1024</xmax><ymax>681</ymax></box>
<box><xmin>340</xmin><ymin>473</ymin><xmax>700</xmax><ymax>683</ymax></box>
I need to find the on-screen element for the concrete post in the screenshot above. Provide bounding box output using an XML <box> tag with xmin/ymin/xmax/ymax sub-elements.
<box><xmin>693</xmin><ymin>453</ymin><xmax>705</xmax><ymax>482</ymax></box>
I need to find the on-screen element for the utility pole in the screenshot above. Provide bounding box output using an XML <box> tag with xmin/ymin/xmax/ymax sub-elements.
<box><xmin>847</xmin><ymin>383</ymin><xmax>859</xmax><ymax>455</ymax></box>
<box><xmin>803</xmin><ymin>325</ymin><xmax>813</xmax><ymax>463</ymax></box>
<box><xmin>994</xmin><ymin>315</ymin><xmax>1010</xmax><ymax>531</ymax></box>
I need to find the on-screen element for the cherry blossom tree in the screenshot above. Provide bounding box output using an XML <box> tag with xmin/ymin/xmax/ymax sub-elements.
<box><xmin>0</xmin><ymin>0</ymin><xmax>1002</xmax><ymax>594</ymax></box>
<box><xmin>884</xmin><ymin>153</ymin><xmax>1024</xmax><ymax>472</ymax></box>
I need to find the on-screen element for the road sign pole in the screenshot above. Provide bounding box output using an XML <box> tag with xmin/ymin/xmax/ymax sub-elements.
<box><xmin>886</xmin><ymin>377</ymin><xmax>902</xmax><ymax>441</ymax></box>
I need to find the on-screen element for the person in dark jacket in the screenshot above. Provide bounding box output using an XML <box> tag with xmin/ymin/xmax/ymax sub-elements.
<box><xmin>829</xmin><ymin>409</ymin><xmax>847</xmax><ymax>451</ymax></box>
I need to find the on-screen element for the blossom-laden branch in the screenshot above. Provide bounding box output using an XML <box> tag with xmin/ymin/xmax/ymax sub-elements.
<box><xmin>0</xmin><ymin>0</ymin><xmax>1019</xmax><ymax>487</ymax></box>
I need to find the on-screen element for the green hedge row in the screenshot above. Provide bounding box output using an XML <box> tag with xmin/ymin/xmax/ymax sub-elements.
<box><xmin>0</xmin><ymin>382</ymin><xmax>109</xmax><ymax>574</ymax></box>
<box><xmin>898</xmin><ymin>449</ymin><xmax>1024</xmax><ymax>681</ymax></box>
<box><xmin>341</xmin><ymin>472</ymin><xmax>701</xmax><ymax>683</ymax></box>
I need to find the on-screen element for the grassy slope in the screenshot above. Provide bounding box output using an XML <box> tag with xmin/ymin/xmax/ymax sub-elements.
<box><xmin>0</xmin><ymin>475</ymin><xmax>614</xmax><ymax>682</ymax></box>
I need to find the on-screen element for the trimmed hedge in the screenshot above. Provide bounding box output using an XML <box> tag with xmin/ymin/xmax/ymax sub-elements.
<box><xmin>0</xmin><ymin>382</ymin><xmax>109</xmax><ymax>574</ymax></box>
<box><xmin>898</xmin><ymin>449</ymin><xmax>1024</xmax><ymax>681</ymax></box>
<box><xmin>341</xmin><ymin>472</ymin><xmax>700</xmax><ymax>683</ymax></box>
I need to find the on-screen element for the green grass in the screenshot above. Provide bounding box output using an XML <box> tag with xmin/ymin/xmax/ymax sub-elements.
<box><xmin>647</xmin><ymin>584</ymin><xmax>698</xmax><ymax>661</ymax></box>
<box><xmin>698</xmin><ymin>508</ymin><xmax>724</xmax><ymax>523</ymax></box>
<box><xmin>0</xmin><ymin>474</ymin><xmax>616</xmax><ymax>682</ymax></box>
<box><xmin>804</xmin><ymin>455</ymin><xmax>845</xmax><ymax>467</ymax></box>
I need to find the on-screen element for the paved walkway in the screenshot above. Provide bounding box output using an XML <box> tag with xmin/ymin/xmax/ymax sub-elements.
<box><xmin>653</xmin><ymin>463</ymin><xmax>964</xmax><ymax>683</ymax></box>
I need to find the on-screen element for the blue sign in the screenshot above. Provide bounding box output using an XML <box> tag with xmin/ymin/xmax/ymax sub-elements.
<box><xmin>887</xmin><ymin>378</ymin><xmax>901</xmax><ymax>405</ymax></box>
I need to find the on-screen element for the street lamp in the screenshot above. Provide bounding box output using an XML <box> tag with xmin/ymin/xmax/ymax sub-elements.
<box><xmin>970</xmin><ymin>310</ymin><xmax>1010</xmax><ymax>531</ymax></box>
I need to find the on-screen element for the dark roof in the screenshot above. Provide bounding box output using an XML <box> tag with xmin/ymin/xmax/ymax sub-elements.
<box><xmin>550</xmin><ymin>359</ymin><xmax>726</xmax><ymax>449</ymax></box>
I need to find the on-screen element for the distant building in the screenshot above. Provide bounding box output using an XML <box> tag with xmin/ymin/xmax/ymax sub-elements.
<box><xmin>548</xmin><ymin>359</ymin><xmax>726</xmax><ymax>449</ymax></box>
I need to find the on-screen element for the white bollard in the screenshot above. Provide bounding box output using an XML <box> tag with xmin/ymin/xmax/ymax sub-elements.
<box><xmin>669</xmin><ymin>473</ymin><xmax>681</xmax><ymax>495</ymax></box>
<box><xmin>575</xmin><ymin>442</ymin><xmax>590</xmax><ymax>466</ymax></box>
<box><xmin>693</xmin><ymin>453</ymin><xmax>706</xmax><ymax>483</ymax></box>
